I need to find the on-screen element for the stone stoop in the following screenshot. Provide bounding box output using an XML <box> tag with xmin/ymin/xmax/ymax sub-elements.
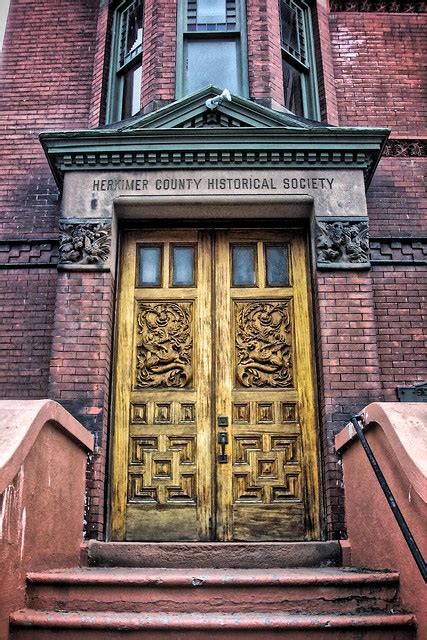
<box><xmin>9</xmin><ymin>560</ymin><xmax>416</xmax><ymax>638</ymax></box>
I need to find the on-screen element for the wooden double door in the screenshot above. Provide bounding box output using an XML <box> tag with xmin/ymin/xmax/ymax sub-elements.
<box><xmin>111</xmin><ymin>227</ymin><xmax>320</xmax><ymax>541</ymax></box>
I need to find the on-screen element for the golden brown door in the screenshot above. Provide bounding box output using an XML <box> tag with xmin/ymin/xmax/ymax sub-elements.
<box><xmin>111</xmin><ymin>228</ymin><xmax>320</xmax><ymax>541</ymax></box>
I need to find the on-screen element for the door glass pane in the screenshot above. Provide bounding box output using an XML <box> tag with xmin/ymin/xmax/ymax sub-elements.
<box><xmin>172</xmin><ymin>246</ymin><xmax>195</xmax><ymax>286</ymax></box>
<box><xmin>138</xmin><ymin>246</ymin><xmax>162</xmax><ymax>286</ymax></box>
<box><xmin>232</xmin><ymin>245</ymin><xmax>256</xmax><ymax>286</ymax></box>
<box><xmin>185</xmin><ymin>39</ymin><xmax>238</xmax><ymax>94</ymax></box>
<box><xmin>265</xmin><ymin>245</ymin><xmax>289</xmax><ymax>286</ymax></box>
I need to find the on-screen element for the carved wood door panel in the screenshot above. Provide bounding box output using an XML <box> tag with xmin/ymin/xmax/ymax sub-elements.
<box><xmin>111</xmin><ymin>228</ymin><xmax>320</xmax><ymax>542</ymax></box>
<box><xmin>215</xmin><ymin>230</ymin><xmax>320</xmax><ymax>541</ymax></box>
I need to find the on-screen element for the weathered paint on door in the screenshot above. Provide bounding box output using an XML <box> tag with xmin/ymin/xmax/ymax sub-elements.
<box><xmin>111</xmin><ymin>228</ymin><xmax>320</xmax><ymax>541</ymax></box>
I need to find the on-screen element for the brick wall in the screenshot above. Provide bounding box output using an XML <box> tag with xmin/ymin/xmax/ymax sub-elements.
<box><xmin>89</xmin><ymin>0</ymin><xmax>110</xmax><ymax>127</ymax></box>
<box><xmin>0</xmin><ymin>0</ymin><xmax>99</xmax><ymax>236</ymax></box>
<box><xmin>0</xmin><ymin>0</ymin><xmax>425</xmax><ymax>541</ymax></box>
<box><xmin>0</xmin><ymin>0</ymin><xmax>100</xmax><ymax>398</ymax></box>
<box><xmin>0</xmin><ymin>269</ymin><xmax>57</xmax><ymax>398</ymax></box>
<box><xmin>330</xmin><ymin>8</ymin><xmax>427</xmax><ymax>403</ymax></box>
<box><xmin>246</xmin><ymin>0</ymin><xmax>283</xmax><ymax>107</ymax></box>
<box><xmin>371</xmin><ymin>265</ymin><xmax>427</xmax><ymax>402</ymax></box>
<box><xmin>312</xmin><ymin>1</ymin><xmax>340</xmax><ymax>124</ymax></box>
<box><xmin>368</xmin><ymin>157</ymin><xmax>427</xmax><ymax>235</ymax></box>
<box><xmin>49</xmin><ymin>270</ymin><xmax>114</xmax><ymax>537</ymax></box>
<box><xmin>314</xmin><ymin>269</ymin><xmax>383</xmax><ymax>537</ymax></box>
<box><xmin>330</xmin><ymin>12</ymin><xmax>427</xmax><ymax>135</ymax></box>
<box><xmin>141</xmin><ymin>0</ymin><xmax>177</xmax><ymax>111</ymax></box>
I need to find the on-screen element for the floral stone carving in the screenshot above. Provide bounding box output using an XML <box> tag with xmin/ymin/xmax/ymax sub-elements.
<box><xmin>316</xmin><ymin>219</ymin><xmax>370</xmax><ymax>268</ymax></box>
<box><xmin>59</xmin><ymin>221</ymin><xmax>111</xmax><ymax>267</ymax></box>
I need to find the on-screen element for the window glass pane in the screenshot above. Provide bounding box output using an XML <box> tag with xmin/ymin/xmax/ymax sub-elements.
<box><xmin>283</xmin><ymin>60</ymin><xmax>304</xmax><ymax>116</ymax></box>
<box><xmin>266</xmin><ymin>245</ymin><xmax>289</xmax><ymax>286</ymax></box>
<box><xmin>280</xmin><ymin>1</ymin><xmax>299</xmax><ymax>52</ymax></box>
<box><xmin>232</xmin><ymin>245</ymin><xmax>256</xmax><ymax>287</ymax></box>
<box><xmin>172</xmin><ymin>246</ymin><xmax>195</xmax><ymax>286</ymax></box>
<box><xmin>185</xmin><ymin>39</ymin><xmax>238</xmax><ymax>94</ymax></box>
<box><xmin>139</xmin><ymin>246</ymin><xmax>162</xmax><ymax>286</ymax></box>
<box><xmin>187</xmin><ymin>0</ymin><xmax>236</xmax><ymax>32</ymax></box>
<box><xmin>198</xmin><ymin>0</ymin><xmax>226</xmax><ymax>24</ymax></box>
<box><xmin>122</xmin><ymin>63</ymin><xmax>142</xmax><ymax>118</ymax></box>
<box><xmin>120</xmin><ymin>0</ymin><xmax>144</xmax><ymax>66</ymax></box>
<box><xmin>280</xmin><ymin>0</ymin><xmax>306</xmax><ymax>64</ymax></box>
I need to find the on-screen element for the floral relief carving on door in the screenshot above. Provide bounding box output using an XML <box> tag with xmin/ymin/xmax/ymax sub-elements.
<box><xmin>135</xmin><ymin>301</ymin><xmax>193</xmax><ymax>388</ymax></box>
<box><xmin>234</xmin><ymin>300</ymin><xmax>293</xmax><ymax>388</ymax></box>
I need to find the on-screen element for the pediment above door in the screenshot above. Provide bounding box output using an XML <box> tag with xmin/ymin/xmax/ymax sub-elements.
<box><xmin>40</xmin><ymin>86</ymin><xmax>389</xmax><ymax>190</ymax></box>
<box><xmin>115</xmin><ymin>86</ymin><xmax>321</xmax><ymax>130</ymax></box>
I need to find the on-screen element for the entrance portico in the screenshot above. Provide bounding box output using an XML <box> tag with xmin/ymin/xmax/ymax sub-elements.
<box><xmin>40</xmin><ymin>86</ymin><xmax>389</xmax><ymax>541</ymax></box>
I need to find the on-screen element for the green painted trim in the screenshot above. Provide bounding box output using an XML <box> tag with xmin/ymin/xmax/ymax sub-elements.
<box><xmin>302</xmin><ymin>1</ymin><xmax>320</xmax><ymax>121</ymax></box>
<box><xmin>175</xmin><ymin>0</ymin><xmax>249</xmax><ymax>99</ymax></box>
<box><xmin>175</xmin><ymin>0</ymin><xmax>186</xmax><ymax>100</ymax></box>
<box><xmin>106</xmin><ymin>4</ymin><xmax>121</xmax><ymax>124</ymax></box>
<box><xmin>106</xmin><ymin>0</ymin><xmax>143</xmax><ymax>124</ymax></box>
<box><xmin>280</xmin><ymin>0</ymin><xmax>320</xmax><ymax>121</ymax></box>
<box><xmin>40</xmin><ymin>128</ymin><xmax>389</xmax><ymax>189</ymax></box>
<box><xmin>238</xmin><ymin>0</ymin><xmax>249</xmax><ymax>97</ymax></box>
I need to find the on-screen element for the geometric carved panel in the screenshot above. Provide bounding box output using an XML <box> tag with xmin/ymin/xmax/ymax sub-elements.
<box><xmin>130</xmin><ymin>436</ymin><xmax>158</xmax><ymax>464</ymax></box>
<box><xmin>282</xmin><ymin>402</ymin><xmax>297</xmax><ymax>422</ymax></box>
<box><xmin>135</xmin><ymin>301</ymin><xmax>193</xmax><ymax>388</ymax></box>
<box><xmin>234</xmin><ymin>436</ymin><xmax>262</xmax><ymax>464</ymax></box>
<box><xmin>180</xmin><ymin>403</ymin><xmax>196</xmax><ymax>423</ymax></box>
<box><xmin>154</xmin><ymin>403</ymin><xmax>172</xmax><ymax>423</ymax></box>
<box><xmin>271</xmin><ymin>436</ymin><xmax>299</xmax><ymax>462</ymax></box>
<box><xmin>128</xmin><ymin>434</ymin><xmax>196</xmax><ymax>504</ymax></box>
<box><xmin>232</xmin><ymin>434</ymin><xmax>301</xmax><ymax>504</ymax></box>
<box><xmin>272</xmin><ymin>474</ymin><xmax>300</xmax><ymax>502</ymax></box>
<box><xmin>130</xmin><ymin>403</ymin><xmax>148</xmax><ymax>423</ymax></box>
<box><xmin>232</xmin><ymin>402</ymin><xmax>299</xmax><ymax>426</ymax></box>
<box><xmin>167</xmin><ymin>436</ymin><xmax>195</xmax><ymax>464</ymax></box>
<box><xmin>233</xmin><ymin>475</ymin><xmax>263</xmax><ymax>502</ymax></box>
<box><xmin>234</xmin><ymin>300</ymin><xmax>293</xmax><ymax>388</ymax></box>
<box><xmin>233</xmin><ymin>403</ymin><xmax>250</xmax><ymax>423</ymax></box>
<box><xmin>128</xmin><ymin>475</ymin><xmax>157</xmax><ymax>503</ymax></box>
<box><xmin>257</xmin><ymin>403</ymin><xmax>274</xmax><ymax>423</ymax></box>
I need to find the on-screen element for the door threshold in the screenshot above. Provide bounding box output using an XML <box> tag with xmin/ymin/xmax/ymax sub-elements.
<box><xmin>87</xmin><ymin>540</ymin><xmax>340</xmax><ymax>569</ymax></box>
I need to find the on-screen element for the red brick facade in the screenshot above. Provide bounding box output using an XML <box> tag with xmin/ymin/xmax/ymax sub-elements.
<box><xmin>0</xmin><ymin>0</ymin><xmax>425</xmax><ymax>541</ymax></box>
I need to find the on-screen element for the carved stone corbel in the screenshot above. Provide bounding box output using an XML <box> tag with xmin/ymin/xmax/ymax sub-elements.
<box><xmin>58</xmin><ymin>219</ymin><xmax>112</xmax><ymax>270</ymax></box>
<box><xmin>316</xmin><ymin>218</ymin><xmax>370</xmax><ymax>269</ymax></box>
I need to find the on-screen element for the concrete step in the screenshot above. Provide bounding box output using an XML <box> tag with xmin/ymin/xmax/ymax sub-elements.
<box><xmin>87</xmin><ymin>540</ymin><xmax>341</xmax><ymax>568</ymax></box>
<box><xmin>9</xmin><ymin>609</ymin><xmax>416</xmax><ymax>639</ymax></box>
<box><xmin>26</xmin><ymin>567</ymin><xmax>401</xmax><ymax>615</ymax></box>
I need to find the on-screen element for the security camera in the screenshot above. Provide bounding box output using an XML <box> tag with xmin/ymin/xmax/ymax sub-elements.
<box><xmin>205</xmin><ymin>88</ymin><xmax>232</xmax><ymax>110</ymax></box>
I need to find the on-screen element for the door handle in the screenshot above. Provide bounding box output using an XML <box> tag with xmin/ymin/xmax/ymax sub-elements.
<box><xmin>217</xmin><ymin>431</ymin><xmax>228</xmax><ymax>464</ymax></box>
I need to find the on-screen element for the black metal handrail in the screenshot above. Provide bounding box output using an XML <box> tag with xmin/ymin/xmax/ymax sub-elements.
<box><xmin>350</xmin><ymin>415</ymin><xmax>427</xmax><ymax>583</ymax></box>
